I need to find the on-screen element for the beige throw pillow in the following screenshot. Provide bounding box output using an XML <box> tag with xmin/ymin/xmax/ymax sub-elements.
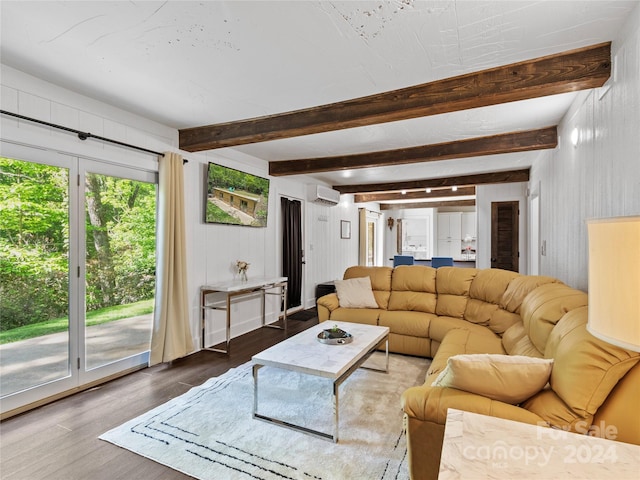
<box><xmin>431</xmin><ymin>354</ymin><xmax>553</xmax><ymax>404</ymax></box>
<box><xmin>334</xmin><ymin>277</ymin><xmax>379</xmax><ymax>309</ymax></box>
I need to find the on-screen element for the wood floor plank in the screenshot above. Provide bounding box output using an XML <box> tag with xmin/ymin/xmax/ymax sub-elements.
<box><xmin>0</xmin><ymin>317</ymin><xmax>318</xmax><ymax>480</ymax></box>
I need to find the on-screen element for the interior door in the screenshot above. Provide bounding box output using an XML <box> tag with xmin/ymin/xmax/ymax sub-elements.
<box><xmin>491</xmin><ymin>201</ymin><xmax>519</xmax><ymax>272</ymax></box>
<box><xmin>281</xmin><ymin>195</ymin><xmax>304</xmax><ymax>312</ymax></box>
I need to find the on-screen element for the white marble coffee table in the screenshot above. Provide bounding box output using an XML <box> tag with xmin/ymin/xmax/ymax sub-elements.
<box><xmin>251</xmin><ymin>320</ymin><xmax>389</xmax><ymax>442</ymax></box>
<box><xmin>439</xmin><ymin>409</ymin><xmax>640</xmax><ymax>479</ymax></box>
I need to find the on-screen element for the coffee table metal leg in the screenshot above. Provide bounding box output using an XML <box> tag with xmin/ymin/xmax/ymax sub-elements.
<box><xmin>253</xmin><ymin>364</ymin><xmax>262</xmax><ymax>418</ymax></box>
<box><xmin>385</xmin><ymin>338</ymin><xmax>389</xmax><ymax>372</ymax></box>
<box><xmin>333</xmin><ymin>381</ymin><xmax>339</xmax><ymax>443</ymax></box>
<box><xmin>253</xmin><ymin>365</ymin><xmax>338</xmax><ymax>442</ymax></box>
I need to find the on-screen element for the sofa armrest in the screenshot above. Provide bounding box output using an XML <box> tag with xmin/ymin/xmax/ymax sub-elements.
<box><xmin>402</xmin><ymin>385</ymin><xmax>545</xmax><ymax>427</ymax></box>
<box><xmin>317</xmin><ymin>293</ymin><xmax>339</xmax><ymax>322</ymax></box>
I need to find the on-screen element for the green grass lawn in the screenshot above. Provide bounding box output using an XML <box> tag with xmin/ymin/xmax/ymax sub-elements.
<box><xmin>0</xmin><ymin>299</ymin><xmax>154</xmax><ymax>345</ymax></box>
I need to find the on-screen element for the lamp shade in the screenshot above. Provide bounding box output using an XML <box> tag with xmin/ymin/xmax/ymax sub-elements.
<box><xmin>587</xmin><ymin>216</ymin><xmax>640</xmax><ymax>352</ymax></box>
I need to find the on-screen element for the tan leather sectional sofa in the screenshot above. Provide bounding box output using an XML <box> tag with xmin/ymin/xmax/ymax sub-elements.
<box><xmin>316</xmin><ymin>265</ymin><xmax>640</xmax><ymax>480</ymax></box>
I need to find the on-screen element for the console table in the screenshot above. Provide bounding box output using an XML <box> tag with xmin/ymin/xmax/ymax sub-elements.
<box><xmin>201</xmin><ymin>276</ymin><xmax>287</xmax><ymax>354</ymax></box>
<box><xmin>439</xmin><ymin>409</ymin><xmax>640</xmax><ymax>479</ymax></box>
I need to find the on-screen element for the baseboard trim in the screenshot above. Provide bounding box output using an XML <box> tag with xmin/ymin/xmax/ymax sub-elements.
<box><xmin>0</xmin><ymin>364</ymin><xmax>148</xmax><ymax>421</ymax></box>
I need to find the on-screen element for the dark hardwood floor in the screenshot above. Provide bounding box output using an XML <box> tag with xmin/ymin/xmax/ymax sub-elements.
<box><xmin>0</xmin><ymin>317</ymin><xmax>318</xmax><ymax>480</ymax></box>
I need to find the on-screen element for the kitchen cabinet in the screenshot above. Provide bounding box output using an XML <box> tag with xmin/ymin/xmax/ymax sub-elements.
<box><xmin>437</xmin><ymin>212</ymin><xmax>462</xmax><ymax>259</ymax></box>
<box><xmin>437</xmin><ymin>212</ymin><xmax>462</xmax><ymax>240</ymax></box>
<box><xmin>461</xmin><ymin>212</ymin><xmax>476</xmax><ymax>240</ymax></box>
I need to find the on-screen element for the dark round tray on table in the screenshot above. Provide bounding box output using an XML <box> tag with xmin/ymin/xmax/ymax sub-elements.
<box><xmin>317</xmin><ymin>327</ymin><xmax>353</xmax><ymax>345</ymax></box>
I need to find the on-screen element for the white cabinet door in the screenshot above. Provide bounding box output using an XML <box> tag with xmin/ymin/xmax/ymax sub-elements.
<box><xmin>449</xmin><ymin>213</ymin><xmax>462</xmax><ymax>239</ymax></box>
<box><xmin>437</xmin><ymin>212</ymin><xmax>463</xmax><ymax>258</ymax></box>
<box><xmin>437</xmin><ymin>238</ymin><xmax>462</xmax><ymax>258</ymax></box>
<box><xmin>461</xmin><ymin>212</ymin><xmax>476</xmax><ymax>239</ymax></box>
<box><xmin>437</xmin><ymin>214</ymin><xmax>449</xmax><ymax>240</ymax></box>
<box><xmin>437</xmin><ymin>212</ymin><xmax>462</xmax><ymax>239</ymax></box>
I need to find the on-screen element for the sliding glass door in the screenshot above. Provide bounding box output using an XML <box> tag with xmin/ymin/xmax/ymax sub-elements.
<box><xmin>0</xmin><ymin>146</ymin><xmax>157</xmax><ymax>415</ymax></box>
<box><xmin>0</xmin><ymin>154</ymin><xmax>75</xmax><ymax>403</ymax></box>
<box><xmin>80</xmin><ymin>160</ymin><xmax>156</xmax><ymax>380</ymax></box>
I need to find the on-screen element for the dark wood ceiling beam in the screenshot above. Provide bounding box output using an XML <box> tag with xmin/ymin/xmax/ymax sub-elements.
<box><xmin>335</xmin><ymin>169</ymin><xmax>530</xmax><ymax>194</ymax></box>
<box><xmin>179</xmin><ymin>43</ymin><xmax>610</xmax><ymax>152</ymax></box>
<box><xmin>381</xmin><ymin>200</ymin><xmax>476</xmax><ymax>210</ymax></box>
<box><xmin>269</xmin><ymin>127</ymin><xmax>555</xmax><ymax>176</ymax></box>
<box><xmin>355</xmin><ymin>186</ymin><xmax>476</xmax><ymax>203</ymax></box>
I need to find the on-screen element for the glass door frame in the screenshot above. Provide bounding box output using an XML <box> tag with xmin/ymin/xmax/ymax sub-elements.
<box><xmin>77</xmin><ymin>158</ymin><xmax>156</xmax><ymax>385</ymax></box>
<box><xmin>0</xmin><ymin>142</ymin><xmax>156</xmax><ymax>415</ymax></box>
<box><xmin>0</xmin><ymin>144</ymin><xmax>79</xmax><ymax>414</ymax></box>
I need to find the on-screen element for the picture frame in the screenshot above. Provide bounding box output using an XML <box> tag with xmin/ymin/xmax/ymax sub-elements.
<box><xmin>340</xmin><ymin>220</ymin><xmax>351</xmax><ymax>239</ymax></box>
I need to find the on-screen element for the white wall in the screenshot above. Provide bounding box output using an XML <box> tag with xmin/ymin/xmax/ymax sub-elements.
<box><xmin>529</xmin><ymin>3</ymin><xmax>640</xmax><ymax>291</ymax></box>
<box><xmin>476</xmin><ymin>182</ymin><xmax>529</xmax><ymax>273</ymax></box>
<box><xmin>305</xmin><ymin>193</ymin><xmax>360</xmax><ymax>304</ymax></box>
<box><xmin>0</xmin><ymin>65</ymin><xmax>358</xmax><ymax>351</ymax></box>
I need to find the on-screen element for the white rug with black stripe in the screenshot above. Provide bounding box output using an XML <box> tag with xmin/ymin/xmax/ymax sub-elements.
<box><xmin>100</xmin><ymin>352</ymin><xmax>428</xmax><ymax>480</ymax></box>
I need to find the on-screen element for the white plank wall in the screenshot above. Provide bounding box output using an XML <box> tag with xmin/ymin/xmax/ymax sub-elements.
<box><xmin>530</xmin><ymin>5</ymin><xmax>640</xmax><ymax>291</ymax></box>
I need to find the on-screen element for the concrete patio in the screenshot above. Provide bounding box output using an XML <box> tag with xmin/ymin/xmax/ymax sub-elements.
<box><xmin>0</xmin><ymin>314</ymin><xmax>152</xmax><ymax>397</ymax></box>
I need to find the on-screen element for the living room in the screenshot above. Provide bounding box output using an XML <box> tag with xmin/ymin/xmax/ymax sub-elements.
<box><xmin>1</xmin><ymin>1</ymin><xmax>639</xmax><ymax>478</ymax></box>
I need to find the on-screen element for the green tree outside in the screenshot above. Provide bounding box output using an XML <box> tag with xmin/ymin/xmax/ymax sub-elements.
<box><xmin>0</xmin><ymin>157</ymin><xmax>156</xmax><ymax>340</ymax></box>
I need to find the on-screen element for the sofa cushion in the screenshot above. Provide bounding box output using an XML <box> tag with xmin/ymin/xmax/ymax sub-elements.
<box><xmin>379</xmin><ymin>310</ymin><xmax>434</xmax><ymax>338</ymax></box>
<box><xmin>344</xmin><ymin>266</ymin><xmax>392</xmax><ymax>310</ymax></box>
<box><xmin>388</xmin><ymin>333</ymin><xmax>433</xmax><ymax>358</ymax></box>
<box><xmin>502</xmin><ymin>322</ymin><xmax>545</xmax><ymax>358</ymax></box>
<box><xmin>463</xmin><ymin>299</ymin><xmax>498</xmax><ymax>326</ymax></box>
<box><xmin>500</xmin><ymin>275</ymin><xmax>560</xmax><ymax>313</ymax></box>
<box><xmin>426</xmin><ymin>328</ymin><xmax>504</xmax><ymax>380</ymax></box>
<box><xmin>402</xmin><ymin>384</ymin><xmax>546</xmax><ymax>427</ymax></box>
<box><xmin>388</xmin><ymin>265</ymin><xmax>437</xmax><ymax>313</ymax></box>
<box><xmin>545</xmin><ymin>307</ymin><xmax>640</xmax><ymax>415</ymax></box>
<box><xmin>431</xmin><ymin>354</ymin><xmax>554</xmax><ymax>404</ymax></box>
<box><xmin>592</xmin><ymin>363</ymin><xmax>640</xmax><ymax>444</ymax></box>
<box><xmin>522</xmin><ymin>307</ymin><xmax>640</xmax><ymax>430</ymax></box>
<box><xmin>469</xmin><ymin>268</ymin><xmax>520</xmax><ymax>305</ymax></box>
<box><xmin>429</xmin><ymin>316</ymin><xmax>498</xmax><ymax>345</ymax></box>
<box><xmin>435</xmin><ymin>267</ymin><xmax>477</xmax><ymax>318</ymax></box>
<box><xmin>334</xmin><ymin>276</ymin><xmax>378</xmax><ymax>308</ymax></box>
<box><xmin>463</xmin><ymin>269</ymin><xmax>524</xmax><ymax>333</ymax></box>
<box><xmin>328</xmin><ymin>307</ymin><xmax>381</xmax><ymax>325</ymax></box>
<box><xmin>487</xmin><ymin>308</ymin><xmax>522</xmax><ymax>335</ymax></box>
<box><xmin>520</xmin><ymin>283</ymin><xmax>588</xmax><ymax>353</ymax></box>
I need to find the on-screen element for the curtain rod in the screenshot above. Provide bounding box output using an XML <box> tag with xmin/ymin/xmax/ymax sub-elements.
<box><xmin>1</xmin><ymin>109</ymin><xmax>188</xmax><ymax>163</ymax></box>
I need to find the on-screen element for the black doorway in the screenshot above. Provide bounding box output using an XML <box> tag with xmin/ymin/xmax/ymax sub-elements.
<box><xmin>491</xmin><ymin>201</ymin><xmax>519</xmax><ymax>272</ymax></box>
<box><xmin>281</xmin><ymin>197</ymin><xmax>303</xmax><ymax>309</ymax></box>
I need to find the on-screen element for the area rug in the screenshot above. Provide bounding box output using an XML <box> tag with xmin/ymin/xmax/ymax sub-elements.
<box><xmin>100</xmin><ymin>352</ymin><xmax>429</xmax><ymax>480</ymax></box>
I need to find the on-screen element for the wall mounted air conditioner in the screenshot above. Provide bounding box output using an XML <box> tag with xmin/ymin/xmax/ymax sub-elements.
<box><xmin>312</xmin><ymin>185</ymin><xmax>341</xmax><ymax>206</ymax></box>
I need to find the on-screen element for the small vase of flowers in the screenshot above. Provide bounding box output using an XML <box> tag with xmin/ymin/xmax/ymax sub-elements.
<box><xmin>236</xmin><ymin>260</ymin><xmax>249</xmax><ymax>282</ymax></box>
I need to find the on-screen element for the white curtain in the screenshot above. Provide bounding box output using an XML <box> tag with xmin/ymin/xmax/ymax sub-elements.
<box><xmin>150</xmin><ymin>152</ymin><xmax>194</xmax><ymax>365</ymax></box>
